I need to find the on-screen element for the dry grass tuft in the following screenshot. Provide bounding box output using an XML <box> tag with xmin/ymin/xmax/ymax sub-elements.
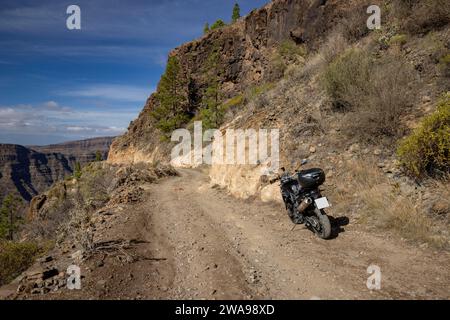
<box><xmin>334</xmin><ymin>160</ymin><xmax>449</xmax><ymax>249</ymax></box>
<box><xmin>392</xmin><ymin>0</ymin><xmax>450</xmax><ymax>34</ymax></box>
<box><xmin>322</xmin><ymin>48</ymin><xmax>415</xmax><ymax>141</ymax></box>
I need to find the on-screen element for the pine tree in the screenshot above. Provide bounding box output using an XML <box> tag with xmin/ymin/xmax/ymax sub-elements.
<box><xmin>0</xmin><ymin>194</ymin><xmax>22</xmax><ymax>240</ymax></box>
<box><xmin>210</xmin><ymin>19</ymin><xmax>226</xmax><ymax>31</ymax></box>
<box><xmin>203</xmin><ymin>22</ymin><xmax>210</xmax><ymax>34</ymax></box>
<box><xmin>152</xmin><ymin>56</ymin><xmax>189</xmax><ymax>133</ymax></box>
<box><xmin>95</xmin><ymin>150</ymin><xmax>102</xmax><ymax>162</ymax></box>
<box><xmin>74</xmin><ymin>162</ymin><xmax>82</xmax><ymax>179</ymax></box>
<box><xmin>200</xmin><ymin>51</ymin><xmax>224</xmax><ymax>129</ymax></box>
<box><xmin>232</xmin><ymin>3</ymin><xmax>241</xmax><ymax>23</ymax></box>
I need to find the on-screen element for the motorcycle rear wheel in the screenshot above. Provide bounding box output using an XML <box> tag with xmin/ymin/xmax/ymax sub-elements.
<box><xmin>310</xmin><ymin>210</ymin><xmax>331</xmax><ymax>239</ymax></box>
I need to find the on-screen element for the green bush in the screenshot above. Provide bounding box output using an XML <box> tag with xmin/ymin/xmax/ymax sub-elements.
<box><xmin>439</xmin><ymin>54</ymin><xmax>450</xmax><ymax>77</ymax></box>
<box><xmin>244</xmin><ymin>83</ymin><xmax>275</xmax><ymax>103</ymax></box>
<box><xmin>270</xmin><ymin>40</ymin><xmax>306</xmax><ymax>79</ymax></box>
<box><xmin>389</xmin><ymin>34</ymin><xmax>408</xmax><ymax>47</ymax></box>
<box><xmin>223</xmin><ymin>94</ymin><xmax>244</xmax><ymax>110</ymax></box>
<box><xmin>278</xmin><ymin>40</ymin><xmax>307</xmax><ymax>59</ymax></box>
<box><xmin>0</xmin><ymin>241</ymin><xmax>41</xmax><ymax>285</ymax></box>
<box><xmin>322</xmin><ymin>49</ymin><xmax>371</xmax><ymax>110</ymax></box>
<box><xmin>397</xmin><ymin>94</ymin><xmax>450</xmax><ymax>178</ymax></box>
<box><xmin>210</xmin><ymin>19</ymin><xmax>226</xmax><ymax>31</ymax></box>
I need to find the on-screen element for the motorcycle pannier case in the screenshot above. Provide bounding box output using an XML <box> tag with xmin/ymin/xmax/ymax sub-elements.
<box><xmin>297</xmin><ymin>168</ymin><xmax>325</xmax><ymax>189</ymax></box>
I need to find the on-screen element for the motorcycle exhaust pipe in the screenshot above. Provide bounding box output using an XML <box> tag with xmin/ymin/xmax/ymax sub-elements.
<box><xmin>298</xmin><ymin>197</ymin><xmax>313</xmax><ymax>213</ymax></box>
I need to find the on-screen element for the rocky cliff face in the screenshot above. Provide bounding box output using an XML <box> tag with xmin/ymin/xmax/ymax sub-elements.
<box><xmin>0</xmin><ymin>144</ymin><xmax>71</xmax><ymax>202</ymax></box>
<box><xmin>108</xmin><ymin>0</ymin><xmax>367</xmax><ymax>164</ymax></box>
<box><xmin>0</xmin><ymin>137</ymin><xmax>114</xmax><ymax>202</ymax></box>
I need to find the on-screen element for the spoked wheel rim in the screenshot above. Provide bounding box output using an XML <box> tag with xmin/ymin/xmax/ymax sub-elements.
<box><xmin>309</xmin><ymin>216</ymin><xmax>323</xmax><ymax>235</ymax></box>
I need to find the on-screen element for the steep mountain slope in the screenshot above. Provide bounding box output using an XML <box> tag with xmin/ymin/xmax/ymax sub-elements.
<box><xmin>108</xmin><ymin>0</ymin><xmax>370</xmax><ymax>163</ymax></box>
<box><xmin>0</xmin><ymin>137</ymin><xmax>114</xmax><ymax>202</ymax></box>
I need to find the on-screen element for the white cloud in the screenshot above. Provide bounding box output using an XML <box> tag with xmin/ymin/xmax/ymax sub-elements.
<box><xmin>66</xmin><ymin>125</ymin><xmax>125</xmax><ymax>134</ymax></box>
<box><xmin>62</xmin><ymin>84</ymin><xmax>154</xmax><ymax>103</ymax></box>
<box><xmin>0</xmin><ymin>102</ymin><xmax>134</xmax><ymax>144</ymax></box>
<box><xmin>43</xmin><ymin>100</ymin><xmax>58</xmax><ymax>108</ymax></box>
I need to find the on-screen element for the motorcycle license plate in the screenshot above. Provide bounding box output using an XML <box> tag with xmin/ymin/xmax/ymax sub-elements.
<box><xmin>315</xmin><ymin>197</ymin><xmax>330</xmax><ymax>209</ymax></box>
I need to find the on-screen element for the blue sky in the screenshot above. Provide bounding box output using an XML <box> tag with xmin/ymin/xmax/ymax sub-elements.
<box><xmin>0</xmin><ymin>0</ymin><xmax>268</xmax><ymax>145</ymax></box>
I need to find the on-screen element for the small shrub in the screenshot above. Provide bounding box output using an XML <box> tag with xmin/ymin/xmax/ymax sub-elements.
<box><xmin>397</xmin><ymin>94</ymin><xmax>450</xmax><ymax>178</ymax></box>
<box><xmin>198</xmin><ymin>105</ymin><xmax>226</xmax><ymax>130</ymax></box>
<box><xmin>320</xmin><ymin>31</ymin><xmax>348</xmax><ymax>64</ymax></box>
<box><xmin>269</xmin><ymin>40</ymin><xmax>306</xmax><ymax>80</ymax></box>
<box><xmin>393</xmin><ymin>0</ymin><xmax>450</xmax><ymax>34</ymax></box>
<box><xmin>389</xmin><ymin>34</ymin><xmax>408</xmax><ymax>47</ymax></box>
<box><xmin>278</xmin><ymin>40</ymin><xmax>307</xmax><ymax>59</ymax></box>
<box><xmin>223</xmin><ymin>94</ymin><xmax>244</xmax><ymax>110</ymax></box>
<box><xmin>322</xmin><ymin>49</ymin><xmax>371</xmax><ymax>110</ymax></box>
<box><xmin>439</xmin><ymin>54</ymin><xmax>450</xmax><ymax>77</ymax></box>
<box><xmin>322</xmin><ymin>49</ymin><xmax>414</xmax><ymax>140</ymax></box>
<box><xmin>0</xmin><ymin>241</ymin><xmax>41</xmax><ymax>285</ymax></box>
<box><xmin>210</xmin><ymin>19</ymin><xmax>226</xmax><ymax>31</ymax></box>
<box><xmin>340</xmin><ymin>8</ymin><xmax>369</xmax><ymax>42</ymax></box>
<box><xmin>244</xmin><ymin>83</ymin><xmax>275</xmax><ymax>103</ymax></box>
<box><xmin>286</xmin><ymin>54</ymin><xmax>325</xmax><ymax>82</ymax></box>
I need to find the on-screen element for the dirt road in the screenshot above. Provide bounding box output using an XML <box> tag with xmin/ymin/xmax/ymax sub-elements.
<box><xmin>13</xmin><ymin>167</ymin><xmax>449</xmax><ymax>300</ymax></box>
<box><xmin>127</xmin><ymin>168</ymin><xmax>449</xmax><ymax>300</ymax></box>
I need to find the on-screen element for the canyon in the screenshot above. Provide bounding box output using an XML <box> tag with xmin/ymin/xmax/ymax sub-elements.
<box><xmin>0</xmin><ymin>137</ymin><xmax>114</xmax><ymax>202</ymax></box>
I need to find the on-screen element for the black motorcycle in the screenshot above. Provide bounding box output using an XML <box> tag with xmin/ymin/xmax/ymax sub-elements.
<box><xmin>270</xmin><ymin>162</ymin><xmax>332</xmax><ymax>239</ymax></box>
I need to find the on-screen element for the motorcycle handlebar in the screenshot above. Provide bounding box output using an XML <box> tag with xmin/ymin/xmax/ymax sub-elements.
<box><xmin>269</xmin><ymin>172</ymin><xmax>298</xmax><ymax>184</ymax></box>
<box><xmin>269</xmin><ymin>176</ymin><xmax>280</xmax><ymax>184</ymax></box>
